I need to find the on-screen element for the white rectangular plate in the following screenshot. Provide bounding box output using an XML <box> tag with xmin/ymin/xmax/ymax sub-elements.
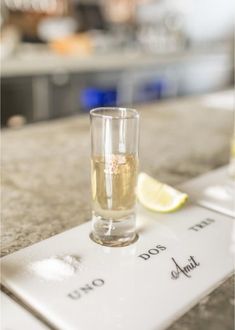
<box><xmin>180</xmin><ymin>166</ymin><xmax>235</xmax><ymax>218</ymax></box>
<box><xmin>1</xmin><ymin>291</ymin><xmax>48</xmax><ymax>330</ymax></box>
<box><xmin>1</xmin><ymin>204</ymin><xmax>234</xmax><ymax>330</ymax></box>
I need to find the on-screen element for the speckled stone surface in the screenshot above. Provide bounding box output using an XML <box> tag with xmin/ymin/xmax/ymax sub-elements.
<box><xmin>1</xmin><ymin>94</ymin><xmax>234</xmax><ymax>329</ymax></box>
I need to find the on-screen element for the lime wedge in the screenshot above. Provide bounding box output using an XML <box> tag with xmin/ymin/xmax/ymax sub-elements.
<box><xmin>137</xmin><ymin>172</ymin><xmax>188</xmax><ymax>213</ymax></box>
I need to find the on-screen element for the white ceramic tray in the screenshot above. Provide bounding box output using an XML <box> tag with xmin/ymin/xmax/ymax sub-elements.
<box><xmin>1</xmin><ymin>203</ymin><xmax>234</xmax><ymax>330</ymax></box>
<box><xmin>180</xmin><ymin>166</ymin><xmax>235</xmax><ymax>218</ymax></box>
<box><xmin>1</xmin><ymin>291</ymin><xmax>48</xmax><ymax>330</ymax></box>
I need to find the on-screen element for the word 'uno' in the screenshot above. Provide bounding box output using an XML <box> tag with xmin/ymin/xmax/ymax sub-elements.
<box><xmin>171</xmin><ymin>256</ymin><xmax>200</xmax><ymax>279</ymax></box>
<box><xmin>189</xmin><ymin>218</ymin><xmax>215</xmax><ymax>232</ymax></box>
<box><xmin>68</xmin><ymin>278</ymin><xmax>105</xmax><ymax>300</ymax></box>
<box><xmin>138</xmin><ymin>244</ymin><xmax>167</xmax><ymax>261</ymax></box>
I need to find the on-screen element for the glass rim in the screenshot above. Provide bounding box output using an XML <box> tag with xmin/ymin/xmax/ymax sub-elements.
<box><xmin>90</xmin><ymin>107</ymin><xmax>139</xmax><ymax>120</ymax></box>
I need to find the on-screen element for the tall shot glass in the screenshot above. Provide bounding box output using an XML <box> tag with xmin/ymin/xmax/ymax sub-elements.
<box><xmin>90</xmin><ymin>108</ymin><xmax>139</xmax><ymax>247</ymax></box>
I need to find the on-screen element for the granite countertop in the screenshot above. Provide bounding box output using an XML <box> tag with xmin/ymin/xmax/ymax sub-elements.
<box><xmin>1</xmin><ymin>91</ymin><xmax>234</xmax><ymax>329</ymax></box>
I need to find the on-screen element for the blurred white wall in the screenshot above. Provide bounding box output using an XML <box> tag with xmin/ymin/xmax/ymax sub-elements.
<box><xmin>137</xmin><ymin>0</ymin><xmax>234</xmax><ymax>43</ymax></box>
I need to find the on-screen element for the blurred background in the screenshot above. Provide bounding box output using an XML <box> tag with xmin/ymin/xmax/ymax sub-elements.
<box><xmin>1</xmin><ymin>0</ymin><xmax>234</xmax><ymax>127</ymax></box>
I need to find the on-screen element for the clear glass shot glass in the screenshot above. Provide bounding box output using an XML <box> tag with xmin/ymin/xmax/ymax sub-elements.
<box><xmin>90</xmin><ymin>107</ymin><xmax>139</xmax><ymax>247</ymax></box>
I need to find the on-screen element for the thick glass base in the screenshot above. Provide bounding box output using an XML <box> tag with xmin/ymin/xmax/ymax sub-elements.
<box><xmin>90</xmin><ymin>213</ymin><xmax>137</xmax><ymax>247</ymax></box>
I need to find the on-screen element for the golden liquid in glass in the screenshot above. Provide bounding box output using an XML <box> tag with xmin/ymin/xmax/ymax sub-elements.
<box><xmin>91</xmin><ymin>154</ymin><xmax>138</xmax><ymax>220</ymax></box>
